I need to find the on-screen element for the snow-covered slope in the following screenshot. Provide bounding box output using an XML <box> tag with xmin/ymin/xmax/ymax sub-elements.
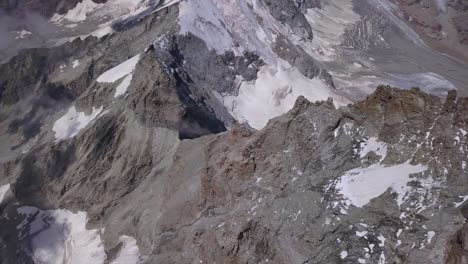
<box><xmin>176</xmin><ymin>0</ymin><xmax>467</xmax><ymax>129</ymax></box>
<box><xmin>16</xmin><ymin>207</ymin><xmax>140</xmax><ymax>264</ymax></box>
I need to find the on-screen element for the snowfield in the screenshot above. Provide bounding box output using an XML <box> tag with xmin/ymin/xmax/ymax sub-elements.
<box><xmin>97</xmin><ymin>54</ymin><xmax>140</xmax><ymax>83</ymax></box>
<box><xmin>97</xmin><ymin>54</ymin><xmax>140</xmax><ymax>97</ymax></box>
<box><xmin>16</xmin><ymin>207</ymin><xmax>140</xmax><ymax>264</ymax></box>
<box><xmin>336</xmin><ymin>162</ymin><xmax>428</xmax><ymax>207</ymax></box>
<box><xmin>53</xmin><ymin>106</ymin><xmax>104</xmax><ymax>141</ymax></box>
<box><xmin>224</xmin><ymin>59</ymin><xmax>349</xmax><ymax>129</ymax></box>
<box><xmin>17</xmin><ymin>207</ymin><xmax>106</xmax><ymax>264</ymax></box>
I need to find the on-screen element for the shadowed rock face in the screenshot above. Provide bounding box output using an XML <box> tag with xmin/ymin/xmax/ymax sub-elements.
<box><xmin>0</xmin><ymin>0</ymin><xmax>467</xmax><ymax>264</ymax></box>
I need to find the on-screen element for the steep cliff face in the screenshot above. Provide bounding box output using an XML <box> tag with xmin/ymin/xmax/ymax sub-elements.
<box><xmin>2</xmin><ymin>84</ymin><xmax>468</xmax><ymax>263</ymax></box>
<box><xmin>0</xmin><ymin>0</ymin><xmax>467</xmax><ymax>264</ymax></box>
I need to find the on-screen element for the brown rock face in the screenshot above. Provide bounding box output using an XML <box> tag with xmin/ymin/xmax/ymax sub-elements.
<box><xmin>5</xmin><ymin>84</ymin><xmax>467</xmax><ymax>264</ymax></box>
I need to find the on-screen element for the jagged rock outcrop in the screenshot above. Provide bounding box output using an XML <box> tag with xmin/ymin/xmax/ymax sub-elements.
<box><xmin>0</xmin><ymin>0</ymin><xmax>468</xmax><ymax>264</ymax></box>
<box><xmin>1</xmin><ymin>85</ymin><xmax>468</xmax><ymax>263</ymax></box>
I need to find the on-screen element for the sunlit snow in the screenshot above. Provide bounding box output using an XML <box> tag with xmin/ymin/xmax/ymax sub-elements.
<box><xmin>427</xmin><ymin>231</ymin><xmax>435</xmax><ymax>244</ymax></box>
<box><xmin>72</xmin><ymin>60</ymin><xmax>80</xmax><ymax>68</ymax></box>
<box><xmin>0</xmin><ymin>184</ymin><xmax>10</xmax><ymax>204</ymax></box>
<box><xmin>97</xmin><ymin>54</ymin><xmax>140</xmax><ymax>83</ymax></box>
<box><xmin>16</xmin><ymin>207</ymin><xmax>141</xmax><ymax>264</ymax></box>
<box><xmin>53</xmin><ymin>106</ymin><xmax>104</xmax><ymax>141</ymax></box>
<box><xmin>97</xmin><ymin>54</ymin><xmax>140</xmax><ymax>97</ymax></box>
<box><xmin>454</xmin><ymin>195</ymin><xmax>468</xmax><ymax>207</ymax></box>
<box><xmin>335</xmin><ymin>162</ymin><xmax>427</xmax><ymax>207</ymax></box>
<box><xmin>224</xmin><ymin>59</ymin><xmax>349</xmax><ymax>129</ymax></box>
<box><xmin>110</xmin><ymin>236</ymin><xmax>141</xmax><ymax>264</ymax></box>
<box><xmin>359</xmin><ymin>137</ymin><xmax>388</xmax><ymax>161</ymax></box>
<box><xmin>17</xmin><ymin>207</ymin><xmax>106</xmax><ymax>264</ymax></box>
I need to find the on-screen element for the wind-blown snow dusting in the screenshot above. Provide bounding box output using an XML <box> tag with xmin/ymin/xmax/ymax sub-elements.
<box><xmin>53</xmin><ymin>106</ymin><xmax>104</xmax><ymax>141</ymax></box>
<box><xmin>0</xmin><ymin>184</ymin><xmax>10</xmax><ymax>203</ymax></box>
<box><xmin>17</xmin><ymin>207</ymin><xmax>106</xmax><ymax>264</ymax></box>
<box><xmin>335</xmin><ymin>162</ymin><xmax>428</xmax><ymax>207</ymax></box>
<box><xmin>97</xmin><ymin>54</ymin><xmax>140</xmax><ymax>97</ymax></box>
<box><xmin>224</xmin><ymin>59</ymin><xmax>349</xmax><ymax>129</ymax></box>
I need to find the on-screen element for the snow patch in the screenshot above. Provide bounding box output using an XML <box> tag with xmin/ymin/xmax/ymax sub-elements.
<box><xmin>359</xmin><ymin>137</ymin><xmax>388</xmax><ymax>161</ymax></box>
<box><xmin>17</xmin><ymin>207</ymin><xmax>140</xmax><ymax>264</ymax></box>
<box><xmin>396</xmin><ymin>229</ymin><xmax>402</xmax><ymax>237</ymax></box>
<box><xmin>340</xmin><ymin>250</ymin><xmax>348</xmax><ymax>259</ymax></box>
<box><xmin>335</xmin><ymin>162</ymin><xmax>427</xmax><ymax>207</ymax></box>
<box><xmin>96</xmin><ymin>54</ymin><xmax>140</xmax><ymax>97</ymax></box>
<box><xmin>454</xmin><ymin>195</ymin><xmax>468</xmax><ymax>207</ymax></box>
<box><xmin>356</xmin><ymin>230</ymin><xmax>368</xmax><ymax>237</ymax></box>
<box><xmin>72</xmin><ymin>60</ymin><xmax>80</xmax><ymax>68</ymax></box>
<box><xmin>460</xmin><ymin>129</ymin><xmax>467</xmax><ymax>137</ymax></box>
<box><xmin>97</xmin><ymin>54</ymin><xmax>140</xmax><ymax>83</ymax></box>
<box><xmin>224</xmin><ymin>59</ymin><xmax>349</xmax><ymax>129</ymax></box>
<box><xmin>114</xmin><ymin>74</ymin><xmax>133</xmax><ymax>97</ymax></box>
<box><xmin>378</xmin><ymin>234</ymin><xmax>386</xmax><ymax>247</ymax></box>
<box><xmin>427</xmin><ymin>231</ymin><xmax>435</xmax><ymax>244</ymax></box>
<box><xmin>353</xmin><ymin>62</ymin><xmax>363</xmax><ymax>68</ymax></box>
<box><xmin>17</xmin><ymin>207</ymin><xmax>106</xmax><ymax>264</ymax></box>
<box><xmin>15</xmin><ymin>30</ymin><xmax>32</xmax><ymax>39</ymax></box>
<box><xmin>110</xmin><ymin>236</ymin><xmax>141</xmax><ymax>264</ymax></box>
<box><xmin>53</xmin><ymin>106</ymin><xmax>104</xmax><ymax>141</ymax></box>
<box><xmin>0</xmin><ymin>184</ymin><xmax>10</xmax><ymax>204</ymax></box>
<box><xmin>378</xmin><ymin>252</ymin><xmax>386</xmax><ymax>264</ymax></box>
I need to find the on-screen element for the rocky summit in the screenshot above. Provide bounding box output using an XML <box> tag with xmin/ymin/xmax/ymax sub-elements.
<box><xmin>0</xmin><ymin>0</ymin><xmax>467</xmax><ymax>264</ymax></box>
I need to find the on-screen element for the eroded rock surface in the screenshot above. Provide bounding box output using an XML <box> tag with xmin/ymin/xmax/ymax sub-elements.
<box><xmin>0</xmin><ymin>1</ymin><xmax>467</xmax><ymax>264</ymax></box>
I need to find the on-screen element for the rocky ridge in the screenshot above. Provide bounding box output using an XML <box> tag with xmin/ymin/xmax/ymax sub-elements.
<box><xmin>1</xmin><ymin>82</ymin><xmax>468</xmax><ymax>263</ymax></box>
<box><xmin>0</xmin><ymin>0</ymin><xmax>467</xmax><ymax>264</ymax></box>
